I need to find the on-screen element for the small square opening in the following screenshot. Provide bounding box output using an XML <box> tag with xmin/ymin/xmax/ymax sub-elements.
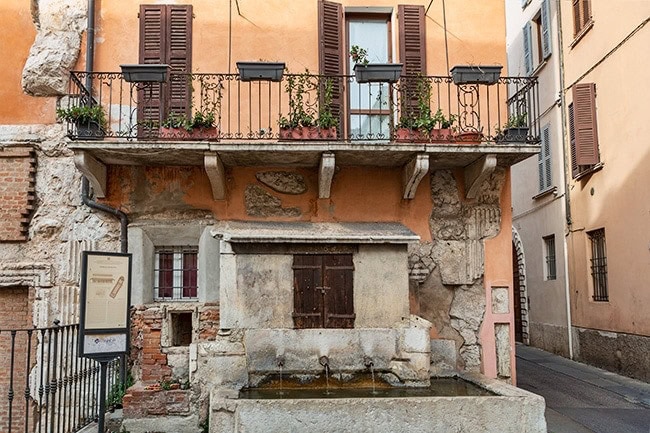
<box><xmin>170</xmin><ymin>312</ymin><xmax>193</xmax><ymax>346</ymax></box>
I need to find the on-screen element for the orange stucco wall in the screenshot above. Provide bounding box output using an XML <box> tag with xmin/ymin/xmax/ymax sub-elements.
<box><xmin>0</xmin><ymin>0</ymin><xmax>56</xmax><ymax>124</ymax></box>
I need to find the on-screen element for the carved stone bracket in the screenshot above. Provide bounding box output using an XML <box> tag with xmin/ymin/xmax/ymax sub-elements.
<box><xmin>74</xmin><ymin>150</ymin><xmax>107</xmax><ymax>198</ymax></box>
<box><xmin>0</xmin><ymin>262</ymin><xmax>53</xmax><ymax>288</ymax></box>
<box><xmin>403</xmin><ymin>154</ymin><xmax>429</xmax><ymax>199</ymax></box>
<box><xmin>205</xmin><ymin>152</ymin><xmax>226</xmax><ymax>200</ymax></box>
<box><xmin>319</xmin><ymin>153</ymin><xmax>336</xmax><ymax>199</ymax></box>
<box><xmin>464</xmin><ymin>154</ymin><xmax>497</xmax><ymax>199</ymax></box>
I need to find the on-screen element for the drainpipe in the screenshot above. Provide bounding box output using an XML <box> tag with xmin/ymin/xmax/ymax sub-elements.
<box><xmin>81</xmin><ymin>0</ymin><xmax>129</xmax><ymax>254</ymax></box>
<box><xmin>556</xmin><ymin>0</ymin><xmax>574</xmax><ymax>359</ymax></box>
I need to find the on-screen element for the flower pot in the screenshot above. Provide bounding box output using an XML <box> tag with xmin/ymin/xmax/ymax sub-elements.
<box><xmin>455</xmin><ymin>131</ymin><xmax>484</xmax><ymax>144</ymax></box>
<box><xmin>354</xmin><ymin>63</ymin><xmax>403</xmax><ymax>83</ymax></box>
<box><xmin>395</xmin><ymin>128</ymin><xmax>452</xmax><ymax>143</ymax></box>
<box><xmin>237</xmin><ymin>62</ymin><xmax>286</xmax><ymax>82</ymax></box>
<box><xmin>75</xmin><ymin>121</ymin><xmax>105</xmax><ymax>140</ymax></box>
<box><xmin>279</xmin><ymin>126</ymin><xmax>337</xmax><ymax>140</ymax></box>
<box><xmin>450</xmin><ymin>65</ymin><xmax>502</xmax><ymax>85</ymax></box>
<box><xmin>159</xmin><ymin>126</ymin><xmax>219</xmax><ymax>141</ymax></box>
<box><xmin>120</xmin><ymin>64</ymin><xmax>169</xmax><ymax>82</ymax></box>
<box><xmin>498</xmin><ymin>127</ymin><xmax>529</xmax><ymax>143</ymax></box>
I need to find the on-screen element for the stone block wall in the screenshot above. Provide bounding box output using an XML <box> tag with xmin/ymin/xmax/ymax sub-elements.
<box><xmin>123</xmin><ymin>386</ymin><xmax>191</xmax><ymax>418</ymax></box>
<box><xmin>0</xmin><ymin>146</ymin><xmax>35</xmax><ymax>241</ymax></box>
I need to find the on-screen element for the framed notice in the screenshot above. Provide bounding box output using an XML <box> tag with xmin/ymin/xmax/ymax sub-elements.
<box><xmin>79</xmin><ymin>251</ymin><xmax>132</xmax><ymax>358</ymax></box>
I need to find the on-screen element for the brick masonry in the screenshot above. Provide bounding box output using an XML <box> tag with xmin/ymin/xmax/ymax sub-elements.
<box><xmin>0</xmin><ymin>286</ymin><xmax>36</xmax><ymax>432</ymax></box>
<box><xmin>0</xmin><ymin>146</ymin><xmax>36</xmax><ymax>241</ymax></box>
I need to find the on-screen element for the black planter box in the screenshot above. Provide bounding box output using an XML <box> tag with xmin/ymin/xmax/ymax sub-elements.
<box><xmin>499</xmin><ymin>127</ymin><xmax>529</xmax><ymax>143</ymax></box>
<box><xmin>237</xmin><ymin>62</ymin><xmax>286</xmax><ymax>82</ymax></box>
<box><xmin>120</xmin><ymin>64</ymin><xmax>169</xmax><ymax>82</ymax></box>
<box><xmin>450</xmin><ymin>65</ymin><xmax>502</xmax><ymax>85</ymax></box>
<box><xmin>75</xmin><ymin>121</ymin><xmax>105</xmax><ymax>140</ymax></box>
<box><xmin>354</xmin><ymin>63</ymin><xmax>403</xmax><ymax>83</ymax></box>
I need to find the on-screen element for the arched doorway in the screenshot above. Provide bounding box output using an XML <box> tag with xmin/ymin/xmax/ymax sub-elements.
<box><xmin>512</xmin><ymin>227</ymin><xmax>529</xmax><ymax>344</ymax></box>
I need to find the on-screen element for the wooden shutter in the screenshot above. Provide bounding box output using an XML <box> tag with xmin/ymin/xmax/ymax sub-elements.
<box><xmin>541</xmin><ymin>0</ymin><xmax>552</xmax><ymax>59</ymax></box>
<box><xmin>293</xmin><ymin>255</ymin><xmax>324</xmax><ymax>329</ymax></box>
<box><xmin>318</xmin><ymin>0</ymin><xmax>343</xmax><ymax>132</ymax></box>
<box><xmin>323</xmin><ymin>255</ymin><xmax>355</xmax><ymax>329</ymax></box>
<box><xmin>523</xmin><ymin>22</ymin><xmax>533</xmax><ymax>75</ymax></box>
<box><xmin>538</xmin><ymin>124</ymin><xmax>551</xmax><ymax>190</ymax></box>
<box><xmin>398</xmin><ymin>5</ymin><xmax>426</xmax><ymax>77</ymax></box>
<box><xmin>572</xmin><ymin>83</ymin><xmax>599</xmax><ymax>165</ymax></box>
<box><xmin>139</xmin><ymin>5</ymin><xmax>167</xmax><ymax>128</ymax></box>
<box><xmin>568</xmin><ymin>103</ymin><xmax>579</xmax><ymax>178</ymax></box>
<box><xmin>182</xmin><ymin>251</ymin><xmax>197</xmax><ymax>298</ymax></box>
<box><xmin>167</xmin><ymin>5</ymin><xmax>192</xmax><ymax>117</ymax></box>
<box><xmin>158</xmin><ymin>252</ymin><xmax>174</xmax><ymax>298</ymax></box>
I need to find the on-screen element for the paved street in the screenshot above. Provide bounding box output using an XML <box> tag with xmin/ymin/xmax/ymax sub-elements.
<box><xmin>516</xmin><ymin>344</ymin><xmax>650</xmax><ymax>433</ymax></box>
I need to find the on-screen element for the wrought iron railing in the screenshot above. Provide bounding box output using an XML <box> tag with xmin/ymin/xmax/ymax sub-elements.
<box><xmin>0</xmin><ymin>322</ymin><xmax>121</xmax><ymax>433</ymax></box>
<box><xmin>62</xmin><ymin>71</ymin><xmax>539</xmax><ymax>144</ymax></box>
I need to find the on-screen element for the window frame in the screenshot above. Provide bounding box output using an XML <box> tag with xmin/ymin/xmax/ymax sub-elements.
<box><xmin>572</xmin><ymin>0</ymin><xmax>593</xmax><ymax>38</ymax></box>
<box><xmin>587</xmin><ymin>228</ymin><xmax>608</xmax><ymax>302</ymax></box>
<box><xmin>154</xmin><ymin>245</ymin><xmax>198</xmax><ymax>301</ymax></box>
<box><xmin>543</xmin><ymin>235</ymin><xmax>556</xmax><ymax>281</ymax></box>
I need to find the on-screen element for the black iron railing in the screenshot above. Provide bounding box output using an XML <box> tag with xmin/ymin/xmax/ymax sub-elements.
<box><xmin>0</xmin><ymin>322</ymin><xmax>121</xmax><ymax>433</ymax></box>
<box><xmin>62</xmin><ymin>71</ymin><xmax>539</xmax><ymax>143</ymax></box>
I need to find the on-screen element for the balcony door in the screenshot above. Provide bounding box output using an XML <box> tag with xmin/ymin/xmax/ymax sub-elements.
<box><xmin>138</xmin><ymin>4</ymin><xmax>192</xmax><ymax>130</ymax></box>
<box><xmin>347</xmin><ymin>16</ymin><xmax>392</xmax><ymax>139</ymax></box>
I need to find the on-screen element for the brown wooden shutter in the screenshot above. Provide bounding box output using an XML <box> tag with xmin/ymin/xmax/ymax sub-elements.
<box><xmin>293</xmin><ymin>255</ymin><xmax>324</xmax><ymax>329</ymax></box>
<box><xmin>318</xmin><ymin>0</ymin><xmax>343</xmax><ymax>133</ymax></box>
<box><xmin>167</xmin><ymin>5</ymin><xmax>192</xmax><ymax>117</ymax></box>
<box><xmin>323</xmin><ymin>255</ymin><xmax>355</xmax><ymax>329</ymax></box>
<box><xmin>182</xmin><ymin>251</ymin><xmax>197</xmax><ymax>298</ymax></box>
<box><xmin>568</xmin><ymin>103</ymin><xmax>579</xmax><ymax>178</ymax></box>
<box><xmin>398</xmin><ymin>5</ymin><xmax>426</xmax><ymax>77</ymax></box>
<box><xmin>139</xmin><ymin>5</ymin><xmax>167</xmax><ymax>128</ymax></box>
<box><xmin>158</xmin><ymin>252</ymin><xmax>174</xmax><ymax>298</ymax></box>
<box><xmin>572</xmin><ymin>83</ymin><xmax>599</xmax><ymax>165</ymax></box>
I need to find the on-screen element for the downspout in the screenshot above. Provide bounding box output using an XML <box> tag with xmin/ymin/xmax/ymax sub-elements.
<box><xmin>556</xmin><ymin>0</ymin><xmax>574</xmax><ymax>359</ymax></box>
<box><xmin>81</xmin><ymin>0</ymin><xmax>129</xmax><ymax>253</ymax></box>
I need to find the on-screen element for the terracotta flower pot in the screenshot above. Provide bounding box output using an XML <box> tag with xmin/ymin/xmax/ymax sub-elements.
<box><xmin>159</xmin><ymin>127</ymin><xmax>219</xmax><ymax>141</ymax></box>
<box><xmin>279</xmin><ymin>127</ymin><xmax>337</xmax><ymax>140</ymax></box>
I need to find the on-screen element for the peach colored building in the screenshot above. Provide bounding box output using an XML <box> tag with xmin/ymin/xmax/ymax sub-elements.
<box><xmin>1</xmin><ymin>0</ymin><xmax>545</xmax><ymax>430</ymax></box>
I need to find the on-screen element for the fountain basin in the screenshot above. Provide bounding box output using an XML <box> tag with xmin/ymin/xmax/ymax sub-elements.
<box><xmin>211</xmin><ymin>373</ymin><xmax>547</xmax><ymax>433</ymax></box>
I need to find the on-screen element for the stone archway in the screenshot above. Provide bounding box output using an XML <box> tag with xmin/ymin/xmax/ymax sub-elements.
<box><xmin>511</xmin><ymin>227</ymin><xmax>529</xmax><ymax>345</ymax></box>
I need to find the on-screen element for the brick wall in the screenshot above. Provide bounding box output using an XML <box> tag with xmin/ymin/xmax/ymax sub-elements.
<box><xmin>0</xmin><ymin>146</ymin><xmax>36</xmax><ymax>241</ymax></box>
<box><xmin>0</xmin><ymin>287</ymin><xmax>36</xmax><ymax>432</ymax></box>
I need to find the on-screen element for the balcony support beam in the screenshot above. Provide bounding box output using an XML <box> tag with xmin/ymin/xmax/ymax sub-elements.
<box><xmin>464</xmin><ymin>154</ymin><xmax>497</xmax><ymax>199</ymax></box>
<box><xmin>204</xmin><ymin>152</ymin><xmax>226</xmax><ymax>200</ymax></box>
<box><xmin>73</xmin><ymin>150</ymin><xmax>107</xmax><ymax>198</ymax></box>
<box><xmin>402</xmin><ymin>154</ymin><xmax>429</xmax><ymax>199</ymax></box>
<box><xmin>319</xmin><ymin>153</ymin><xmax>336</xmax><ymax>199</ymax></box>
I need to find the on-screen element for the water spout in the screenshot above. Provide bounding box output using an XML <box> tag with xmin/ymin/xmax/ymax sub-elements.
<box><xmin>319</xmin><ymin>356</ymin><xmax>330</xmax><ymax>394</ymax></box>
<box><xmin>363</xmin><ymin>356</ymin><xmax>376</xmax><ymax>395</ymax></box>
<box><xmin>276</xmin><ymin>356</ymin><xmax>285</xmax><ymax>396</ymax></box>
<box><xmin>363</xmin><ymin>356</ymin><xmax>374</xmax><ymax>369</ymax></box>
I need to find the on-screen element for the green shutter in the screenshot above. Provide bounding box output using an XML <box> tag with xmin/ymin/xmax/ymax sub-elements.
<box><xmin>541</xmin><ymin>0</ymin><xmax>552</xmax><ymax>59</ymax></box>
<box><xmin>523</xmin><ymin>22</ymin><xmax>533</xmax><ymax>75</ymax></box>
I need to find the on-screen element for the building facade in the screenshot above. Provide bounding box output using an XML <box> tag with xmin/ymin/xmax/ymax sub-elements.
<box><xmin>1</xmin><ymin>0</ymin><xmax>543</xmax><ymax>430</ymax></box>
<box><xmin>509</xmin><ymin>0</ymin><xmax>650</xmax><ymax>381</ymax></box>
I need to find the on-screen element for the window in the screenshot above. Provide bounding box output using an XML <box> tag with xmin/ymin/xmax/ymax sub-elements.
<box><xmin>569</xmin><ymin>83</ymin><xmax>600</xmax><ymax>178</ymax></box>
<box><xmin>154</xmin><ymin>246</ymin><xmax>198</xmax><ymax>300</ymax></box>
<box><xmin>523</xmin><ymin>0</ymin><xmax>551</xmax><ymax>75</ymax></box>
<box><xmin>538</xmin><ymin>124</ymin><xmax>552</xmax><ymax>191</ymax></box>
<box><xmin>587</xmin><ymin>229</ymin><xmax>608</xmax><ymax>301</ymax></box>
<box><xmin>293</xmin><ymin>254</ymin><xmax>355</xmax><ymax>329</ymax></box>
<box><xmin>572</xmin><ymin>0</ymin><xmax>592</xmax><ymax>37</ymax></box>
<box><xmin>543</xmin><ymin>235</ymin><xmax>556</xmax><ymax>280</ymax></box>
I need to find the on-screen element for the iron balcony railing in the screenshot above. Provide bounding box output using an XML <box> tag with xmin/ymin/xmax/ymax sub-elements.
<box><xmin>0</xmin><ymin>322</ymin><xmax>121</xmax><ymax>433</ymax></box>
<box><xmin>62</xmin><ymin>71</ymin><xmax>540</xmax><ymax>144</ymax></box>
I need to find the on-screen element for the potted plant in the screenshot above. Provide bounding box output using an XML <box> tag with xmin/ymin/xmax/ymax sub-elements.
<box><xmin>159</xmin><ymin>111</ymin><xmax>219</xmax><ymax>140</ymax></box>
<box><xmin>237</xmin><ymin>61</ymin><xmax>286</xmax><ymax>82</ymax></box>
<box><xmin>120</xmin><ymin>64</ymin><xmax>169</xmax><ymax>82</ymax></box>
<box><xmin>496</xmin><ymin>112</ymin><xmax>529</xmax><ymax>143</ymax></box>
<box><xmin>350</xmin><ymin>45</ymin><xmax>403</xmax><ymax>84</ymax></box>
<box><xmin>395</xmin><ymin>77</ymin><xmax>455</xmax><ymax>143</ymax></box>
<box><xmin>279</xmin><ymin>70</ymin><xmax>336</xmax><ymax>140</ymax></box>
<box><xmin>450</xmin><ymin>65</ymin><xmax>502</xmax><ymax>85</ymax></box>
<box><xmin>56</xmin><ymin>104</ymin><xmax>107</xmax><ymax>140</ymax></box>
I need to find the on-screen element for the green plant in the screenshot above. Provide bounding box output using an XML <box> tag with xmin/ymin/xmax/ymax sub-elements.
<box><xmin>349</xmin><ymin>45</ymin><xmax>369</xmax><ymax>65</ymax></box>
<box><xmin>56</xmin><ymin>104</ymin><xmax>108</xmax><ymax>129</ymax></box>
<box><xmin>106</xmin><ymin>373</ymin><xmax>134</xmax><ymax>409</ymax></box>
<box><xmin>504</xmin><ymin>112</ymin><xmax>527</xmax><ymax>128</ymax></box>
<box><xmin>162</xmin><ymin>111</ymin><xmax>216</xmax><ymax>131</ymax></box>
<box><xmin>316</xmin><ymin>77</ymin><xmax>338</xmax><ymax>129</ymax></box>
<box><xmin>279</xmin><ymin>70</ymin><xmax>316</xmax><ymax>129</ymax></box>
<box><xmin>398</xmin><ymin>77</ymin><xmax>455</xmax><ymax>131</ymax></box>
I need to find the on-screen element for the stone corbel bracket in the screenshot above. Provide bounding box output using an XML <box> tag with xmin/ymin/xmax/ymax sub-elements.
<box><xmin>403</xmin><ymin>154</ymin><xmax>429</xmax><ymax>199</ymax></box>
<box><xmin>205</xmin><ymin>152</ymin><xmax>226</xmax><ymax>200</ymax></box>
<box><xmin>74</xmin><ymin>150</ymin><xmax>107</xmax><ymax>198</ymax></box>
<box><xmin>464</xmin><ymin>155</ymin><xmax>497</xmax><ymax>199</ymax></box>
<box><xmin>319</xmin><ymin>153</ymin><xmax>336</xmax><ymax>199</ymax></box>
<box><xmin>0</xmin><ymin>262</ymin><xmax>53</xmax><ymax>288</ymax></box>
